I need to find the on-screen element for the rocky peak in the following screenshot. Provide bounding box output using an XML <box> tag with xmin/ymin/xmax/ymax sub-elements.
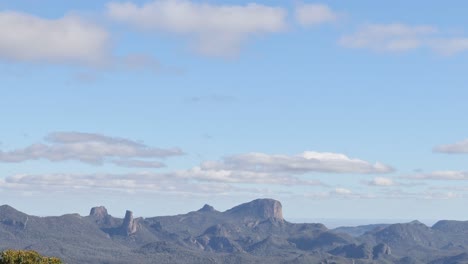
<box><xmin>225</xmin><ymin>199</ymin><xmax>283</xmax><ymax>220</ymax></box>
<box><xmin>89</xmin><ymin>206</ymin><xmax>109</xmax><ymax>219</ymax></box>
<box><xmin>198</xmin><ymin>204</ymin><xmax>215</xmax><ymax>213</ymax></box>
<box><xmin>122</xmin><ymin>210</ymin><xmax>138</xmax><ymax>235</ymax></box>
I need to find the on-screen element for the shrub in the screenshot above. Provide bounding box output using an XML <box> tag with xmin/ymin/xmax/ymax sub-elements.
<box><xmin>0</xmin><ymin>250</ymin><xmax>62</xmax><ymax>264</ymax></box>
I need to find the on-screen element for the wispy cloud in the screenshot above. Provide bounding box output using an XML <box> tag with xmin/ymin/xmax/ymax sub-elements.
<box><xmin>304</xmin><ymin>188</ymin><xmax>376</xmax><ymax>200</ymax></box>
<box><xmin>0</xmin><ymin>132</ymin><xmax>183</xmax><ymax>167</ymax></box>
<box><xmin>201</xmin><ymin>151</ymin><xmax>393</xmax><ymax>174</ymax></box>
<box><xmin>0</xmin><ymin>172</ymin><xmax>253</xmax><ymax>195</ymax></box>
<box><xmin>0</xmin><ymin>11</ymin><xmax>110</xmax><ymax>65</ymax></box>
<box><xmin>0</xmin><ymin>170</ymin><xmax>317</xmax><ymax>195</ymax></box>
<box><xmin>363</xmin><ymin>176</ymin><xmax>424</xmax><ymax>187</ymax></box>
<box><xmin>366</xmin><ymin>177</ymin><xmax>397</xmax><ymax>186</ymax></box>
<box><xmin>111</xmin><ymin>159</ymin><xmax>166</xmax><ymax>168</ymax></box>
<box><xmin>294</xmin><ymin>4</ymin><xmax>338</xmax><ymax>27</ymax></box>
<box><xmin>165</xmin><ymin>151</ymin><xmax>392</xmax><ymax>187</ymax></box>
<box><xmin>379</xmin><ymin>189</ymin><xmax>461</xmax><ymax>200</ymax></box>
<box><xmin>403</xmin><ymin>171</ymin><xmax>468</xmax><ymax>181</ymax></box>
<box><xmin>340</xmin><ymin>23</ymin><xmax>437</xmax><ymax>52</ymax></box>
<box><xmin>340</xmin><ymin>23</ymin><xmax>468</xmax><ymax>55</ymax></box>
<box><xmin>434</xmin><ymin>139</ymin><xmax>468</xmax><ymax>153</ymax></box>
<box><xmin>185</xmin><ymin>94</ymin><xmax>237</xmax><ymax>104</ymax></box>
<box><xmin>303</xmin><ymin>188</ymin><xmax>461</xmax><ymax>200</ymax></box>
<box><xmin>174</xmin><ymin>166</ymin><xmax>320</xmax><ymax>185</ymax></box>
<box><xmin>430</xmin><ymin>38</ymin><xmax>468</xmax><ymax>56</ymax></box>
<box><xmin>107</xmin><ymin>0</ymin><xmax>287</xmax><ymax>57</ymax></box>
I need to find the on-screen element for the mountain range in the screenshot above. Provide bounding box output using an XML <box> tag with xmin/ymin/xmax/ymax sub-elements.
<box><xmin>1</xmin><ymin>198</ymin><xmax>467</xmax><ymax>263</ymax></box>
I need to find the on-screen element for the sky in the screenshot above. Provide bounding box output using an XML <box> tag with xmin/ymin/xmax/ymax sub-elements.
<box><xmin>1</xmin><ymin>0</ymin><xmax>468</xmax><ymax>224</ymax></box>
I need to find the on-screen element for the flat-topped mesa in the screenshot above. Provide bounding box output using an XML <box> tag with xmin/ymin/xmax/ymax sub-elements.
<box><xmin>89</xmin><ymin>206</ymin><xmax>109</xmax><ymax>219</ymax></box>
<box><xmin>121</xmin><ymin>210</ymin><xmax>138</xmax><ymax>235</ymax></box>
<box><xmin>89</xmin><ymin>206</ymin><xmax>114</xmax><ymax>226</ymax></box>
<box><xmin>225</xmin><ymin>199</ymin><xmax>283</xmax><ymax>221</ymax></box>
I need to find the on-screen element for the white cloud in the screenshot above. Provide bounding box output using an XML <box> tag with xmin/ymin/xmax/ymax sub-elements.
<box><xmin>160</xmin><ymin>151</ymin><xmax>392</xmax><ymax>188</ymax></box>
<box><xmin>0</xmin><ymin>172</ymin><xmax>248</xmax><ymax>195</ymax></box>
<box><xmin>434</xmin><ymin>139</ymin><xmax>468</xmax><ymax>153</ymax></box>
<box><xmin>0</xmin><ymin>170</ymin><xmax>316</xmax><ymax>195</ymax></box>
<box><xmin>340</xmin><ymin>23</ymin><xmax>437</xmax><ymax>52</ymax></box>
<box><xmin>111</xmin><ymin>159</ymin><xmax>166</xmax><ymax>168</ymax></box>
<box><xmin>302</xmin><ymin>188</ymin><xmax>461</xmax><ymax>200</ymax></box>
<box><xmin>0</xmin><ymin>132</ymin><xmax>183</xmax><ymax>166</ymax></box>
<box><xmin>304</xmin><ymin>188</ymin><xmax>376</xmax><ymax>200</ymax></box>
<box><xmin>430</xmin><ymin>38</ymin><xmax>468</xmax><ymax>56</ymax></box>
<box><xmin>368</xmin><ymin>177</ymin><xmax>396</xmax><ymax>186</ymax></box>
<box><xmin>201</xmin><ymin>151</ymin><xmax>393</xmax><ymax>174</ymax></box>
<box><xmin>295</xmin><ymin>4</ymin><xmax>338</xmax><ymax>27</ymax></box>
<box><xmin>0</xmin><ymin>11</ymin><xmax>109</xmax><ymax>65</ymax></box>
<box><xmin>333</xmin><ymin>187</ymin><xmax>352</xmax><ymax>195</ymax></box>
<box><xmin>174</xmin><ymin>166</ymin><xmax>320</xmax><ymax>185</ymax></box>
<box><xmin>340</xmin><ymin>23</ymin><xmax>468</xmax><ymax>56</ymax></box>
<box><xmin>426</xmin><ymin>191</ymin><xmax>461</xmax><ymax>199</ymax></box>
<box><xmin>107</xmin><ymin>0</ymin><xmax>287</xmax><ymax>56</ymax></box>
<box><xmin>404</xmin><ymin>171</ymin><xmax>468</xmax><ymax>181</ymax></box>
<box><xmin>378</xmin><ymin>189</ymin><xmax>461</xmax><ymax>200</ymax></box>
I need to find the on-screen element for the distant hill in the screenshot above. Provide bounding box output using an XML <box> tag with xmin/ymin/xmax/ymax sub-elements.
<box><xmin>1</xmin><ymin>199</ymin><xmax>468</xmax><ymax>263</ymax></box>
<box><xmin>333</xmin><ymin>223</ymin><xmax>389</xmax><ymax>237</ymax></box>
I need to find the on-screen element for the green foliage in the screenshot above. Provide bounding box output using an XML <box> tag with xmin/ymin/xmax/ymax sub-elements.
<box><xmin>0</xmin><ymin>250</ymin><xmax>62</xmax><ymax>264</ymax></box>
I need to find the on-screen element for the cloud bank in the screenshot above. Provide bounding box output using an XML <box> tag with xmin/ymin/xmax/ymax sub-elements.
<box><xmin>404</xmin><ymin>171</ymin><xmax>468</xmax><ymax>181</ymax></box>
<box><xmin>107</xmin><ymin>0</ymin><xmax>287</xmax><ymax>56</ymax></box>
<box><xmin>0</xmin><ymin>11</ymin><xmax>109</xmax><ymax>65</ymax></box>
<box><xmin>200</xmin><ymin>151</ymin><xmax>393</xmax><ymax>174</ymax></box>
<box><xmin>340</xmin><ymin>23</ymin><xmax>468</xmax><ymax>55</ymax></box>
<box><xmin>0</xmin><ymin>132</ymin><xmax>183</xmax><ymax>167</ymax></box>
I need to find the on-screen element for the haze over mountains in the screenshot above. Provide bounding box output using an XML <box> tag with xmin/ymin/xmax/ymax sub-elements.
<box><xmin>1</xmin><ymin>198</ymin><xmax>468</xmax><ymax>264</ymax></box>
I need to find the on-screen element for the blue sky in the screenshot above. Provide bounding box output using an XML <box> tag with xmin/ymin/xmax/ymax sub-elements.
<box><xmin>1</xmin><ymin>0</ymin><xmax>468</xmax><ymax>224</ymax></box>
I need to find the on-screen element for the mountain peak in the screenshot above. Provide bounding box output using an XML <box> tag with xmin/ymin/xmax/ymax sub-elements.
<box><xmin>408</xmin><ymin>220</ymin><xmax>425</xmax><ymax>226</ymax></box>
<box><xmin>225</xmin><ymin>199</ymin><xmax>283</xmax><ymax>220</ymax></box>
<box><xmin>198</xmin><ymin>204</ymin><xmax>216</xmax><ymax>212</ymax></box>
<box><xmin>0</xmin><ymin>204</ymin><xmax>28</xmax><ymax>218</ymax></box>
<box><xmin>0</xmin><ymin>205</ymin><xmax>29</xmax><ymax>229</ymax></box>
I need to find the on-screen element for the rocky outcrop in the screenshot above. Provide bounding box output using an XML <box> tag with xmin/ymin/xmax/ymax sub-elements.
<box><xmin>89</xmin><ymin>206</ymin><xmax>113</xmax><ymax>226</ymax></box>
<box><xmin>121</xmin><ymin>210</ymin><xmax>138</xmax><ymax>235</ymax></box>
<box><xmin>90</xmin><ymin>206</ymin><xmax>108</xmax><ymax>219</ymax></box>
<box><xmin>224</xmin><ymin>199</ymin><xmax>283</xmax><ymax>220</ymax></box>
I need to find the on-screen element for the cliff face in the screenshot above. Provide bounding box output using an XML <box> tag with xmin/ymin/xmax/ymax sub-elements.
<box><xmin>224</xmin><ymin>199</ymin><xmax>283</xmax><ymax>220</ymax></box>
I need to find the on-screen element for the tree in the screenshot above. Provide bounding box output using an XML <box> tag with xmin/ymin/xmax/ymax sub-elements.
<box><xmin>0</xmin><ymin>250</ymin><xmax>62</xmax><ymax>264</ymax></box>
